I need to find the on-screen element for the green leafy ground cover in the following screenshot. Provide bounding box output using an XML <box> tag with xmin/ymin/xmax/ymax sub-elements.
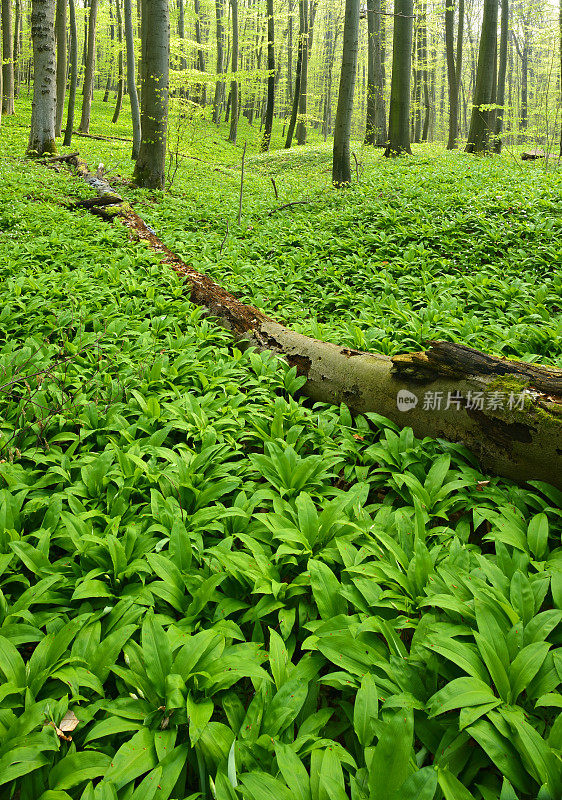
<box><xmin>1</xmin><ymin>96</ymin><xmax>562</xmax><ymax>799</ymax></box>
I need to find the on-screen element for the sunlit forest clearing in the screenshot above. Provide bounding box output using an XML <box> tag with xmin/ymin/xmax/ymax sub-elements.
<box><xmin>1</xmin><ymin>0</ymin><xmax>562</xmax><ymax>796</ymax></box>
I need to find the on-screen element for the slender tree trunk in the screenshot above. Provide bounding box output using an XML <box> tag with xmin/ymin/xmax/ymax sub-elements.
<box><xmin>285</xmin><ymin>0</ymin><xmax>303</xmax><ymax>147</ymax></box>
<box><xmin>103</xmin><ymin>0</ymin><xmax>114</xmax><ymax>102</ymax></box>
<box><xmin>385</xmin><ymin>0</ymin><xmax>413</xmax><ymax>156</ymax></box>
<box><xmin>560</xmin><ymin>0</ymin><xmax>562</xmax><ymax>155</ymax></box>
<box><xmin>133</xmin><ymin>0</ymin><xmax>169</xmax><ymax>188</ymax></box>
<box><xmin>287</xmin><ymin>4</ymin><xmax>293</xmax><ymax>113</ymax></box>
<box><xmin>54</xmin><ymin>0</ymin><xmax>66</xmax><ymax>135</ymax></box>
<box><xmin>79</xmin><ymin>0</ymin><xmax>98</xmax><ymax>132</ymax></box>
<box><xmin>493</xmin><ymin>0</ymin><xmax>508</xmax><ymax>151</ymax></box>
<box><xmin>296</xmin><ymin>0</ymin><xmax>308</xmax><ymax>144</ymax></box>
<box><xmin>13</xmin><ymin>0</ymin><xmax>20</xmax><ymax>98</ymax></box>
<box><xmin>194</xmin><ymin>0</ymin><xmax>207</xmax><ymax>106</ymax></box>
<box><xmin>28</xmin><ymin>0</ymin><xmax>57</xmax><ymax>154</ymax></box>
<box><xmin>63</xmin><ymin>0</ymin><xmax>78</xmax><ymax>145</ymax></box>
<box><xmin>520</xmin><ymin>21</ymin><xmax>528</xmax><ymax>135</ymax></box>
<box><xmin>365</xmin><ymin>0</ymin><xmax>387</xmax><ymax>145</ymax></box>
<box><xmin>2</xmin><ymin>0</ymin><xmax>15</xmax><ymax>114</ymax></box>
<box><xmin>112</xmin><ymin>0</ymin><xmax>124</xmax><ymax>122</ymax></box>
<box><xmin>228</xmin><ymin>0</ymin><xmax>238</xmax><ymax>142</ymax></box>
<box><xmin>445</xmin><ymin>0</ymin><xmax>459</xmax><ymax>148</ymax></box>
<box><xmin>413</xmin><ymin>14</ymin><xmax>423</xmax><ymax>142</ymax></box>
<box><xmin>124</xmin><ymin>0</ymin><xmax>141</xmax><ymax>157</ymax></box>
<box><xmin>465</xmin><ymin>0</ymin><xmax>498</xmax><ymax>152</ymax></box>
<box><xmin>213</xmin><ymin>0</ymin><xmax>225</xmax><ymax>123</ymax></box>
<box><xmin>322</xmin><ymin>14</ymin><xmax>334</xmax><ymax>139</ymax></box>
<box><xmin>261</xmin><ymin>0</ymin><xmax>275</xmax><ymax>150</ymax></box>
<box><xmin>333</xmin><ymin>0</ymin><xmax>360</xmax><ymax>186</ymax></box>
<box><xmin>421</xmin><ymin>1</ymin><xmax>430</xmax><ymax>141</ymax></box>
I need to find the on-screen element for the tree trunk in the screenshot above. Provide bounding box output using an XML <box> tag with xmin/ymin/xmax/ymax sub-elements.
<box><xmin>63</xmin><ymin>154</ymin><xmax>562</xmax><ymax>491</ymax></box>
<box><xmin>296</xmin><ymin>0</ymin><xmax>308</xmax><ymax>144</ymax></box>
<box><xmin>28</xmin><ymin>0</ymin><xmax>57</xmax><ymax>155</ymax></box>
<box><xmin>385</xmin><ymin>0</ymin><xmax>413</xmax><ymax>156</ymax></box>
<box><xmin>333</xmin><ymin>0</ymin><xmax>360</xmax><ymax>186</ymax></box>
<box><xmin>63</xmin><ymin>0</ymin><xmax>78</xmax><ymax>146</ymax></box>
<box><xmin>133</xmin><ymin>0</ymin><xmax>169</xmax><ymax>189</ymax></box>
<box><xmin>445</xmin><ymin>0</ymin><xmax>459</xmax><ymax>148</ymax></box>
<box><xmin>365</xmin><ymin>0</ymin><xmax>387</xmax><ymax>146</ymax></box>
<box><xmin>321</xmin><ymin>14</ymin><xmax>334</xmax><ymax>140</ymax></box>
<box><xmin>493</xmin><ymin>0</ymin><xmax>508</xmax><ymax>151</ymax></box>
<box><xmin>193</xmin><ymin>0</ymin><xmax>207</xmax><ymax>106</ymax></box>
<box><xmin>228</xmin><ymin>0</ymin><xmax>238</xmax><ymax>143</ymax></box>
<box><xmin>286</xmin><ymin>4</ymin><xmax>293</xmax><ymax>113</ymax></box>
<box><xmin>560</xmin><ymin>0</ymin><xmax>562</xmax><ymax>155</ymax></box>
<box><xmin>79</xmin><ymin>0</ymin><xmax>98</xmax><ymax>133</ymax></box>
<box><xmin>112</xmin><ymin>0</ymin><xmax>124</xmax><ymax>123</ymax></box>
<box><xmin>2</xmin><ymin>0</ymin><xmax>15</xmax><ymax>115</ymax></box>
<box><xmin>285</xmin><ymin>1</ymin><xmax>303</xmax><ymax>147</ymax></box>
<box><xmin>103</xmin><ymin>0</ymin><xmax>114</xmax><ymax>102</ymax></box>
<box><xmin>54</xmin><ymin>0</ymin><xmax>66</xmax><ymax>135</ymax></box>
<box><xmin>260</xmin><ymin>0</ymin><xmax>275</xmax><ymax>151</ymax></box>
<box><xmin>465</xmin><ymin>0</ymin><xmax>498</xmax><ymax>153</ymax></box>
<box><xmin>13</xmin><ymin>0</ymin><xmax>20</xmax><ymax>98</ymax></box>
<box><xmin>124</xmin><ymin>0</ymin><xmax>141</xmax><ymax>158</ymax></box>
<box><xmin>212</xmin><ymin>0</ymin><xmax>225</xmax><ymax>124</ymax></box>
<box><xmin>420</xmin><ymin>0</ymin><xmax>430</xmax><ymax>141</ymax></box>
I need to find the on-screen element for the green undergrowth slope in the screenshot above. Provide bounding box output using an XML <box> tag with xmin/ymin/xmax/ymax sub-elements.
<box><xmin>0</xmin><ymin>99</ymin><xmax>562</xmax><ymax>800</ymax></box>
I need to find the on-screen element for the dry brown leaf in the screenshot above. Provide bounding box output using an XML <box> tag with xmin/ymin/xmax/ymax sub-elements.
<box><xmin>59</xmin><ymin>710</ymin><xmax>80</xmax><ymax>733</ymax></box>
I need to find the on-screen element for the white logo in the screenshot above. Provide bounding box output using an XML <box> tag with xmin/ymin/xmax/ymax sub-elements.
<box><xmin>397</xmin><ymin>389</ymin><xmax>418</xmax><ymax>412</ymax></box>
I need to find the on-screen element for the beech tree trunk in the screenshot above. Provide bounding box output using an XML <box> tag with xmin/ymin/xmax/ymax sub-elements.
<box><xmin>13</xmin><ymin>0</ymin><xmax>21</xmax><ymax>99</ymax></box>
<box><xmin>133</xmin><ymin>0</ymin><xmax>169</xmax><ymax>189</ymax></box>
<box><xmin>63</xmin><ymin>0</ymin><xmax>78</xmax><ymax>146</ymax></box>
<box><xmin>228</xmin><ymin>0</ymin><xmax>239</xmax><ymax>143</ymax></box>
<box><xmin>385</xmin><ymin>0</ymin><xmax>413</xmax><ymax>156</ymax></box>
<box><xmin>365</xmin><ymin>0</ymin><xmax>387</xmax><ymax>146</ymax></box>
<box><xmin>213</xmin><ymin>0</ymin><xmax>225</xmax><ymax>124</ymax></box>
<box><xmin>112</xmin><ymin>0</ymin><xmax>124</xmax><ymax>123</ymax></box>
<box><xmin>493</xmin><ymin>0</ymin><xmax>508</xmax><ymax>151</ymax></box>
<box><xmin>79</xmin><ymin>0</ymin><xmax>98</xmax><ymax>133</ymax></box>
<box><xmin>124</xmin><ymin>0</ymin><xmax>141</xmax><ymax>158</ymax></box>
<box><xmin>28</xmin><ymin>0</ymin><xmax>57</xmax><ymax>155</ymax></box>
<box><xmin>1</xmin><ymin>0</ymin><xmax>15</xmax><ymax>115</ymax></box>
<box><xmin>260</xmin><ymin>0</ymin><xmax>275</xmax><ymax>151</ymax></box>
<box><xmin>465</xmin><ymin>0</ymin><xmax>498</xmax><ymax>153</ymax></box>
<box><xmin>296</xmin><ymin>0</ymin><xmax>308</xmax><ymax>145</ymax></box>
<box><xmin>285</xmin><ymin>1</ymin><xmax>303</xmax><ymax>148</ymax></box>
<box><xmin>332</xmin><ymin>0</ymin><xmax>360</xmax><ymax>186</ymax></box>
<box><xmin>445</xmin><ymin>0</ymin><xmax>458</xmax><ymax>149</ymax></box>
<box><xmin>54</xmin><ymin>0</ymin><xmax>66</xmax><ymax>136</ymax></box>
<box><xmin>193</xmin><ymin>0</ymin><xmax>206</xmax><ymax>107</ymax></box>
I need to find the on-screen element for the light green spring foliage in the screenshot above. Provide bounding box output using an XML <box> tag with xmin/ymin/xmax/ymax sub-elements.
<box><xmin>0</xmin><ymin>96</ymin><xmax>562</xmax><ymax>799</ymax></box>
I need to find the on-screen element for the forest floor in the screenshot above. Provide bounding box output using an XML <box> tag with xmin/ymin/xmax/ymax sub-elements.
<box><xmin>1</xmin><ymin>93</ymin><xmax>562</xmax><ymax>800</ymax></box>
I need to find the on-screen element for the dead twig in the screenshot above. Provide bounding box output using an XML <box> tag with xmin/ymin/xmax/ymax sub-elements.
<box><xmin>267</xmin><ymin>200</ymin><xmax>311</xmax><ymax>217</ymax></box>
<box><xmin>219</xmin><ymin>221</ymin><xmax>230</xmax><ymax>255</ymax></box>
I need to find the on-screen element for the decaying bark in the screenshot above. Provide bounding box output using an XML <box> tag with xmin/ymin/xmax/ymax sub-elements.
<box><xmin>49</xmin><ymin>154</ymin><xmax>562</xmax><ymax>490</ymax></box>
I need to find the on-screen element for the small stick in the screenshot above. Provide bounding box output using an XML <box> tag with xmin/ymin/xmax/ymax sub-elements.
<box><xmin>238</xmin><ymin>141</ymin><xmax>247</xmax><ymax>225</ymax></box>
<box><xmin>271</xmin><ymin>178</ymin><xmax>279</xmax><ymax>199</ymax></box>
<box><xmin>352</xmin><ymin>151</ymin><xmax>360</xmax><ymax>183</ymax></box>
<box><xmin>267</xmin><ymin>200</ymin><xmax>310</xmax><ymax>217</ymax></box>
<box><xmin>219</xmin><ymin>220</ymin><xmax>229</xmax><ymax>255</ymax></box>
<box><xmin>39</xmin><ymin>152</ymin><xmax>80</xmax><ymax>164</ymax></box>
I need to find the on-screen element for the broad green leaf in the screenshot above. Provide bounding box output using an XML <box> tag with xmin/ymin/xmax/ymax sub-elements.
<box><xmin>354</xmin><ymin>673</ymin><xmax>378</xmax><ymax>747</ymax></box>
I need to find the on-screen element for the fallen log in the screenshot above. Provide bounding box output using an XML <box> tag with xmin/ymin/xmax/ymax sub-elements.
<box><xmin>51</xmin><ymin>154</ymin><xmax>562</xmax><ymax>488</ymax></box>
